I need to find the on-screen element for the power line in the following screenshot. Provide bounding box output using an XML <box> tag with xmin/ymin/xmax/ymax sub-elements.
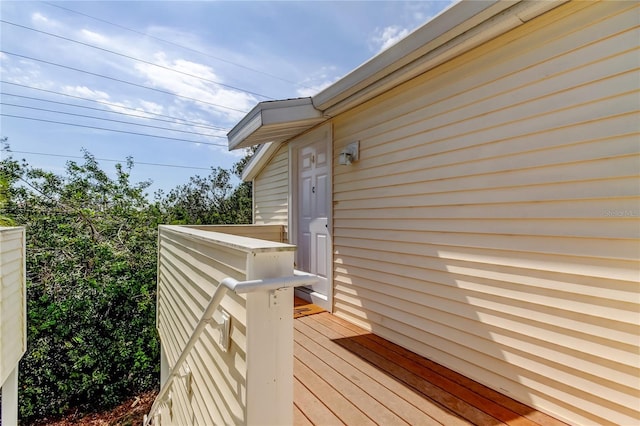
<box><xmin>2</xmin><ymin>149</ymin><xmax>211</xmax><ymax>171</ymax></box>
<box><xmin>41</xmin><ymin>1</ymin><xmax>313</xmax><ymax>90</ymax></box>
<box><xmin>1</xmin><ymin>81</ymin><xmax>229</xmax><ymax>131</ymax></box>
<box><xmin>1</xmin><ymin>102</ymin><xmax>225</xmax><ymax>138</ymax></box>
<box><xmin>1</xmin><ymin>113</ymin><xmax>228</xmax><ymax>147</ymax></box>
<box><xmin>1</xmin><ymin>19</ymin><xmax>274</xmax><ymax>100</ymax></box>
<box><xmin>1</xmin><ymin>51</ymin><xmax>249</xmax><ymax>114</ymax></box>
<box><xmin>1</xmin><ymin>92</ymin><xmax>225</xmax><ymax>131</ymax></box>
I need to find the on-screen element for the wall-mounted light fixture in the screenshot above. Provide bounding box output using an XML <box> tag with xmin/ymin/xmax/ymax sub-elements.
<box><xmin>339</xmin><ymin>141</ymin><xmax>359</xmax><ymax>165</ymax></box>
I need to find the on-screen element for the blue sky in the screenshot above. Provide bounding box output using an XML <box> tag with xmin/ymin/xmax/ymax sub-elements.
<box><xmin>1</xmin><ymin>1</ymin><xmax>453</xmax><ymax>196</ymax></box>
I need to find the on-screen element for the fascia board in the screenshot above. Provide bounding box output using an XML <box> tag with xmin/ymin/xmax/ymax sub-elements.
<box><xmin>261</xmin><ymin>101</ymin><xmax>323</xmax><ymax>125</ymax></box>
<box><xmin>227</xmin><ymin>98</ymin><xmax>323</xmax><ymax>150</ymax></box>
<box><xmin>228</xmin><ymin>109</ymin><xmax>263</xmax><ymax>151</ymax></box>
<box><xmin>228</xmin><ymin>0</ymin><xmax>567</xmax><ymax>154</ymax></box>
<box><xmin>315</xmin><ymin>0</ymin><xmax>566</xmax><ymax>116</ymax></box>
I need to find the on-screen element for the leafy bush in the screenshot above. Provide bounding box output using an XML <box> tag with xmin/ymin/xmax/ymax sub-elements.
<box><xmin>2</xmin><ymin>153</ymin><xmax>161</xmax><ymax>421</ymax></box>
<box><xmin>1</xmin><ymin>148</ymin><xmax>252</xmax><ymax>422</ymax></box>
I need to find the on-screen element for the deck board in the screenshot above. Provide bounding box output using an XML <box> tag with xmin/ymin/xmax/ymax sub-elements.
<box><xmin>294</xmin><ymin>404</ymin><xmax>314</xmax><ymax>426</ymax></box>
<box><xmin>294</xmin><ymin>375</ymin><xmax>345</xmax><ymax>426</ymax></box>
<box><xmin>296</xmin><ymin>335</ymin><xmax>412</xmax><ymax>425</ymax></box>
<box><xmin>295</xmin><ymin>318</ymin><xmax>459</xmax><ymax>425</ymax></box>
<box><xmin>295</xmin><ymin>316</ymin><xmax>465</xmax><ymax>425</ymax></box>
<box><xmin>294</xmin><ymin>311</ymin><xmax>567</xmax><ymax>426</ymax></box>
<box><xmin>326</xmin><ymin>313</ymin><xmax>562</xmax><ymax>426</ymax></box>
<box><xmin>295</xmin><ymin>355</ymin><xmax>378</xmax><ymax>426</ymax></box>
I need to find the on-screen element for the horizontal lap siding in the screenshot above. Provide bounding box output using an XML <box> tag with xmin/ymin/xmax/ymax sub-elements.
<box><xmin>254</xmin><ymin>145</ymin><xmax>289</xmax><ymax>231</ymax></box>
<box><xmin>0</xmin><ymin>227</ymin><xmax>26</xmax><ymax>385</ymax></box>
<box><xmin>331</xmin><ymin>2</ymin><xmax>640</xmax><ymax>425</ymax></box>
<box><xmin>157</xmin><ymin>228</ymin><xmax>249</xmax><ymax>425</ymax></box>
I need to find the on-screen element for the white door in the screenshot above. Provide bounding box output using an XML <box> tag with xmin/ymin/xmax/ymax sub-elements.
<box><xmin>296</xmin><ymin>130</ymin><xmax>331</xmax><ymax>306</ymax></box>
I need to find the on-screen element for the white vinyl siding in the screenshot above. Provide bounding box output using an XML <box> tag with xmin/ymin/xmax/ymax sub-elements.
<box><xmin>0</xmin><ymin>227</ymin><xmax>26</xmax><ymax>386</ymax></box>
<box><xmin>254</xmin><ymin>144</ymin><xmax>289</xmax><ymax>229</ymax></box>
<box><xmin>157</xmin><ymin>228</ymin><xmax>249</xmax><ymax>425</ymax></box>
<box><xmin>155</xmin><ymin>226</ymin><xmax>298</xmax><ymax>425</ymax></box>
<box><xmin>331</xmin><ymin>2</ymin><xmax>639</xmax><ymax>425</ymax></box>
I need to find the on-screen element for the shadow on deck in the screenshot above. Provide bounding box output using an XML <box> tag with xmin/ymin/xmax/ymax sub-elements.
<box><xmin>293</xmin><ymin>311</ymin><xmax>567</xmax><ymax>426</ymax></box>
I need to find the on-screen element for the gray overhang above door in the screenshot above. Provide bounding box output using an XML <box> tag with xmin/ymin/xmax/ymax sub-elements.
<box><xmin>227</xmin><ymin>97</ymin><xmax>325</xmax><ymax>151</ymax></box>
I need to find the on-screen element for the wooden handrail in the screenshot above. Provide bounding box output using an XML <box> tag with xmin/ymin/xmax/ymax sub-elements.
<box><xmin>144</xmin><ymin>273</ymin><xmax>318</xmax><ymax>425</ymax></box>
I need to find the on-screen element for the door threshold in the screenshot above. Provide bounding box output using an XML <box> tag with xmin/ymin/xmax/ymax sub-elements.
<box><xmin>294</xmin><ymin>283</ymin><xmax>330</xmax><ymax>312</ymax></box>
<box><xmin>293</xmin><ymin>270</ymin><xmax>330</xmax><ymax>311</ymax></box>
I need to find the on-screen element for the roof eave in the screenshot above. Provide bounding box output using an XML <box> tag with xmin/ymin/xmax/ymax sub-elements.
<box><xmin>311</xmin><ymin>0</ymin><xmax>504</xmax><ymax>112</ymax></box>
<box><xmin>233</xmin><ymin>0</ymin><xmax>567</xmax><ymax>178</ymax></box>
<box><xmin>227</xmin><ymin>97</ymin><xmax>325</xmax><ymax>151</ymax></box>
<box><xmin>313</xmin><ymin>0</ymin><xmax>567</xmax><ymax>116</ymax></box>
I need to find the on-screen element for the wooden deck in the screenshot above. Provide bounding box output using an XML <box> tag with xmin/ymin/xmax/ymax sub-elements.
<box><xmin>293</xmin><ymin>311</ymin><xmax>566</xmax><ymax>426</ymax></box>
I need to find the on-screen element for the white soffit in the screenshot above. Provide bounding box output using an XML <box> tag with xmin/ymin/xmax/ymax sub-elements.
<box><xmin>227</xmin><ymin>97</ymin><xmax>325</xmax><ymax>150</ymax></box>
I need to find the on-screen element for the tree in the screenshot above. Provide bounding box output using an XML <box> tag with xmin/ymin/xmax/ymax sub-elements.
<box><xmin>0</xmin><ymin>173</ymin><xmax>15</xmax><ymax>226</ymax></box>
<box><xmin>157</xmin><ymin>166</ymin><xmax>234</xmax><ymax>224</ymax></box>
<box><xmin>157</xmin><ymin>147</ymin><xmax>255</xmax><ymax>225</ymax></box>
<box><xmin>2</xmin><ymin>150</ymin><xmax>161</xmax><ymax>421</ymax></box>
<box><xmin>0</xmin><ymin>137</ymin><xmax>15</xmax><ymax>226</ymax></box>
<box><xmin>1</xmin><ymin>145</ymin><xmax>255</xmax><ymax>422</ymax></box>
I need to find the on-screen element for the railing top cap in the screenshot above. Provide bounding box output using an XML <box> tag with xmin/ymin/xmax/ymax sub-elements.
<box><xmin>159</xmin><ymin>225</ymin><xmax>296</xmax><ymax>253</ymax></box>
<box><xmin>0</xmin><ymin>226</ymin><xmax>25</xmax><ymax>231</ymax></box>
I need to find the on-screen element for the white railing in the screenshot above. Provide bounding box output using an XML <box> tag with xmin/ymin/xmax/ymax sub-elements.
<box><xmin>148</xmin><ymin>225</ymin><xmax>314</xmax><ymax>425</ymax></box>
<box><xmin>144</xmin><ymin>274</ymin><xmax>316</xmax><ymax>425</ymax></box>
<box><xmin>0</xmin><ymin>226</ymin><xmax>27</xmax><ymax>426</ymax></box>
<box><xmin>180</xmin><ymin>224</ymin><xmax>287</xmax><ymax>243</ymax></box>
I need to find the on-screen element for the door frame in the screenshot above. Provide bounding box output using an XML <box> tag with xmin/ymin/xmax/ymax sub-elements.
<box><xmin>288</xmin><ymin>122</ymin><xmax>333</xmax><ymax>312</ymax></box>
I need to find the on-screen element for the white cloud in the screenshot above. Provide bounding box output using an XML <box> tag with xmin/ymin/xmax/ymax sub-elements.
<box><xmin>0</xmin><ymin>56</ymin><xmax>46</xmax><ymax>87</ymax></box>
<box><xmin>31</xmin><ymin>12</ymin><xmax>49</xmax><ymax>24</ymax></box>
<box><xmin>30</xmin><ymin>12</ymin><xmax>63</xmax><ymax>29</ymax></box>
<box><xmin>80</xmin><ymin>29</ymin><xmax>109</xmax><ymax>45</ymax></box>
<box><xmin>297</xmin><ymin>78</ymin><xmax>340</xmax><ymax>97</ymax></box>
<box><xmin>403</xmin><ymin>2</ymin><xmax>436</xmax><ymax>24</ymax></box>
<box><xmin>149</xmin><ymin>52</ymin><xmax>220</xmax><ymax>81</ymax></box>
<box><xmin>296</xmin><ymin>81</ymin><xmax>332</xmax><ymax>98</ymax></box>
<box><xmin>101</xmin><ymin>100</ymin><xmax>147</xmax><ymax>117</ymax></box>
<box><xmin>134</xmin><ymin>52</ymin><xmax>257</xmax><ymax>122</ymax></box>
<box><xmin>295</xmin><ymin>66</ymin><xmax>340</xmax><ymax>97</ymax></box>
<box><xmin>61</xmin><ymin>85</ymin><xmax>111</xmax><ymax>101</ymax></box>
<box><xmin>372</xmin><ymin>25</ymin><xmax>411</xmax><ymax>53</ymax></box>
<box><xmin>139</xmin><ymin>101</ymin><xmax>164</xmax><ymax>115</ymax></box>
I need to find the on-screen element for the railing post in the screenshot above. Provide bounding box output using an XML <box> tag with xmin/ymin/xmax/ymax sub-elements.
<box><xmin>245</xmin><ymin>249</ymin><xmax>295</xmax><ymax>425</ymax></box>
<box><xmin>2</xmin><ymin>367</ymin><xmax>19</xmax><ymax>426</ymax></box>
<box><xmin>0</xmin><ymin>227</ymin><xmax>26</xmax><ymax>426</ymax></box>
<box><xmin>149</xmin><ymin>226</ymin><xmax>308</xmax><ymax>425</ymax></box>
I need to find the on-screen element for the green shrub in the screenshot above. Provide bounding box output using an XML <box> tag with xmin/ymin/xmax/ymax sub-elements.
<box><xmin>2</xmin><ymin>147</ymin><xmax>253</xmax><ymax>423</ymax></box>
<box><xmin>3</xmin><ymin>152</ymin><xmax>160</xmax><ymax>421</ymax></box>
